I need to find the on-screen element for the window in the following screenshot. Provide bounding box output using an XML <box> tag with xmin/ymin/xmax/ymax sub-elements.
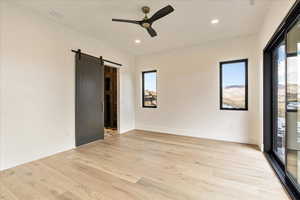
<box><xmin>286</xmin><ymin>17</ymin><xmax>300</xmax><ymax>190</ymax></box>
<box><xmin>142</xmin><ymin>70</ymin><xmax>157</xmax><ymax>108</ymax></box>
<box><xmin>219</xmin><ymin>59</ymin><xmax>248</xmax><ymax>110</ymax></box>
<box><xmin>272</xmin><ymin>41</ymin><xmax>286</xmax><ymax>163</ymax></box>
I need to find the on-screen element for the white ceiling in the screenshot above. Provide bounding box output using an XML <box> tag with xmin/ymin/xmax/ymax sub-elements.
<box><xmin>12</xmin><ymin>0</ymin><xmax>274</xmax><ymax>55</ymax></box>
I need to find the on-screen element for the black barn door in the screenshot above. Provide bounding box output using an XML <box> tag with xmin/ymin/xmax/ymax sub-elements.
<box><xmin>75</xmin><ymin>53</ymin><xmax>104</xmax><ymax>146</ymax></box>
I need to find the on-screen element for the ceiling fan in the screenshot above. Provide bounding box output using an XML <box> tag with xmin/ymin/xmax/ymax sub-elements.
<box><xmin>112</xmin><ymin>5</ymin><xmax>174</xmax><ymax>37</ymax></box>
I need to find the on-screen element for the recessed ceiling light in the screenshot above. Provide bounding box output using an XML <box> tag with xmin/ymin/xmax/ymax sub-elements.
<box><xmin>211</xmin><ymin>19</ymin><xmax>219</xmax><ymax>24</ymax></box>
<box><xmin>135</xmin><ymin>39</ymin><xmax>141</xmax><ymax>44</ymax></box>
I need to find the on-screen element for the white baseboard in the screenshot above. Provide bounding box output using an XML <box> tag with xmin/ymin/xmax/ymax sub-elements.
<box><xmin>1</xmin><ymin>144</ymin><xmax>75</xmax><ymax>171</ymax></box>
<box><xmin>136</xmin><ymin>123</ymin><xmax>256</xmax><ymax>145</ymax></box>
<box><xmin>119</xmin><ymin>128</ymin><xmax>135</xmax><ymax>134</ymax></box>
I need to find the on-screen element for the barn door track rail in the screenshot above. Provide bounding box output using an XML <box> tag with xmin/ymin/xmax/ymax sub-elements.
<box><xmin>71</xmin><ymin>49</ymin><xmax>122</xmax><ymax>67</ymax></box>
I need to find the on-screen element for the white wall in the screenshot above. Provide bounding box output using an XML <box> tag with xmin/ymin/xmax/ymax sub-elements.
<box><xmin>135</xmin><ymin>35</ymin><xmax>260</xmax><ymax>145</ymax></box>
<box><xmin>0</xmin><ymin>2</ymin><xmax>135</xmax><ymax>170</ymax></box>
<box><xmin>0</xmin><ymin>0</ymin><xmax>4</xmax><ymax>170</ymax></box>
<box><xmin>257</xmin><ymin>0</ymin><xmax>296</xmax><ymax>150</ymax></box>
<box><xmin>135</xmin><ymin>0</ymin><xmax>297</xmax><ymax>148</ymax></box>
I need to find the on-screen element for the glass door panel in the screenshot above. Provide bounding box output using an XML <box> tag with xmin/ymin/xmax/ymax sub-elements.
<box><xmin>286</xmin><ymin>18</ymin><xmax>300</xmax><ymax>188</ymax></box>
<box><xmin>273</xmin><ymin>41</ymin><xmax>286</xmax><ymax>163</ymax></box>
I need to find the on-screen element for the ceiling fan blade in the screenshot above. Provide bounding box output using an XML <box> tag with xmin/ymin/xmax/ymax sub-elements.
<box><xmin>148</xmin><ymin>5</ymin><xmax>174</xmax><ymax>23</ymax></box>
<box><xmin>112</xmin><ymin>19</ymin><xmax>140</xmax><ymax>24</ymax></box>
<box><xmin>146</xmin><ymin>27</ymin><xmax>157</xmax><ymax>37</ymax></box>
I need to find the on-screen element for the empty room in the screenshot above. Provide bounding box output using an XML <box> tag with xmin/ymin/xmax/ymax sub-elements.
<box><xmin>1</xmin><ymin>0</ymin><xmax>300</xmax><ymax>199</ymax></box>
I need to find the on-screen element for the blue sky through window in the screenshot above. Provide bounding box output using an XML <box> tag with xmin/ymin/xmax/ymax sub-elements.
<box><xmin>277</xmin><ymin>45</ymin><xmax>286</xmax><ymax>84</ymax></box>
<box><xmin>144</xmin><ymin>72</ymin><xmax>156</xmax><ymax>91</ymax></box>
<box><xmin>222</xmin><ymin>62</ymin><xmax>245</xmax><ymax>88</ymax></box>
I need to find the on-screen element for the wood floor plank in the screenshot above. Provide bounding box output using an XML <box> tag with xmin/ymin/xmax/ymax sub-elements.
<box><xmin>0</xmin><ymin>181</ymin><xmax>18</xmax><ymax>200</ymax></box>
<box><xmin>0</xmin><ymin>130</ymin><xmax>291</xmax><ymax>200</ymax></box>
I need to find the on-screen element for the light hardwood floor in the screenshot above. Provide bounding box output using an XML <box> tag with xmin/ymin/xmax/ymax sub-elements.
<box><xmin>0</xmin><ymin>130</ymin><xmax>290</xmax><ymax>200</ymax></box>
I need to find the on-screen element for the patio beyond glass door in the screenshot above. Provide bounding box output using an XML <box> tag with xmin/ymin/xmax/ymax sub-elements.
<box><xmin>286</xmin><ymin>17</ymin><xmax>300</xmax><ymax>189</ymax></box>
<box><xmin>273</xmin><ymin>41</ymin><xmax>286</xmax><ymax>163</ymax></box>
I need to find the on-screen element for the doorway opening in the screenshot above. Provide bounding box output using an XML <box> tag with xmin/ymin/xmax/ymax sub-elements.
<box><xmin>104</xmin><ymin>65</ymin><xmax>118</xmax><ymax>138</ymax></box>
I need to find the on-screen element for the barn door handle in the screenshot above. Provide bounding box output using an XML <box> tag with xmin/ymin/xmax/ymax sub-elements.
<box><xmin>102</xmin><ymin>101</ymin><xmax>104</xmax><ymax>113</ymax></box>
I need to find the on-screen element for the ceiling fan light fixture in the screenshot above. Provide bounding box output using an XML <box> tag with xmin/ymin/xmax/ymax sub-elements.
<box><xmin>142</xmin><ymin>22</ymin><xmax>151</xmax><ymax>28</ymax></box>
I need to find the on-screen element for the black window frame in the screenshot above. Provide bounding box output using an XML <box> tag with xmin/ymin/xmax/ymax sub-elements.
<box><xmin>142</xmin><ymin>70</ymin><xmax>157</xmax><ymax>108</ymax></box>
<box><xmin>219</xmin><ymin>59</ymin><xmax>249</xmax><ymax>111</ymax></box>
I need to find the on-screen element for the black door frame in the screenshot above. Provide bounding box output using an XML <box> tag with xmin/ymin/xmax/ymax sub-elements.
<box><xmin>263</xmin><ymin>1</ymin><xmax>300</xmax><ymax>199</ymax></box>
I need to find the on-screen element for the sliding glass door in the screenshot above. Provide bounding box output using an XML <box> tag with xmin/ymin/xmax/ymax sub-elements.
<box><xmin>272</xmin><ymin>40</ymin><xmax>286</xmax><ymax>163</ymax></box>
<box><xmin>286</xmin><ymin>17</ymin><xmax>300</xmax><ymax>189</ymax></box>
<box><xmin>264</xmin><ymin>3</ymin><xmax>300</xmax><ymax>199</ymax></box>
